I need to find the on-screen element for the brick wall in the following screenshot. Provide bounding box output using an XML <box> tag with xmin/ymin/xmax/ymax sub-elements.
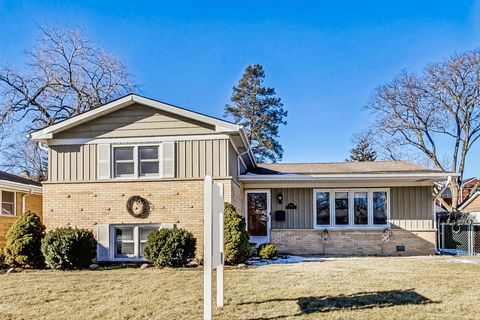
<box><xmin>42</xmin><ymin>178</ymin><xmax>235</xmax><ymax>256</ymax></box>
<box><xmin>0</xmin><ymin>193</ymin><xmax>43</xmax><ymax>247</ymax></box>
<box><xmin>271</xmin><ymin>229</ymin><xmax>435</xmax><ymax>256</ymax></box>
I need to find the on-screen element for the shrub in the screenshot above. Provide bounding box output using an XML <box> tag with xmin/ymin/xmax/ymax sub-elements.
<box><xmin>144</xmin><ymin>228</ymin><xmax>196</xmax><ymax>267</ymax></box>
<box><xmin>258</xmin><ymin>243</ymin><xmax>277</xmax><ymax>260</ymax></box>
<box><xmin>4</xmin><ymin>211</ymin><xmax>44</xmax><ymax>268</ymax></box>
<box><xmin>41</xmin><ymin>227</ymin><xmax>96</xmax><ymax>270</ymax></box>
<box><xmin>224</xmin><ymin>203</ymin><xmax>250</xmax><ymax>265</ymax></box>
<box><xmin>0</xmin><ymin>249</ymin><xmax>5</xmax><ymax>269</ymax></box>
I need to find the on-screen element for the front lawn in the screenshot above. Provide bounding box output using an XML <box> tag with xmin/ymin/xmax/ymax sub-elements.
<box><xmin>0</xmin><ymin>256</ymin><xmax>479</xmax><ymax>319</ymax></box>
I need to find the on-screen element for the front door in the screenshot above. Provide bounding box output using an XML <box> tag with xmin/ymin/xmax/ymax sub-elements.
<box><xmin>245</xmin><ymin>190</ymin><xmax>271</xmax><ymax>245</ymax></box>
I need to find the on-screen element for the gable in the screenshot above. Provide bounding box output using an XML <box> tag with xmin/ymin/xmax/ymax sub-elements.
<box><xmin>53</xmin><ymin>103</ymin><xmax>217</xmax><ymax>140</ymax></box>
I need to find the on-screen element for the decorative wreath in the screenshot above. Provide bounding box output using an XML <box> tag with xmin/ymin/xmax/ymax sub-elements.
<box><xmin>381</xmin><ymin>228</ymin><xmax>393</xmax><ymax>243</ymax></box>
<box><xmin>452</xmin><ymin>223</ymin><xmax>461</xmax><ymax>234</ymax></box>
<box><xmin>320</xmin><ymin>229</ymin><xmax>331</xmax><ymax>242</ymax></box>
<box><xmin>126</xmin><ymin>195</ymin><xmax>150</xmax><ymax>218</ymax></box>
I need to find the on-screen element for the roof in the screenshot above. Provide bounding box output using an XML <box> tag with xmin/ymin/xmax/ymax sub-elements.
<box><xmin>240</xmin><ymin>160</ymin><xmax>456</xmax><ymax>182</ymax></box>
<box><xmin>459</xmin><ymin>191</ymin><xmax>480</xmax><ymax>211</ymax></box>
<box><xmin>0</xmin><ymin>171</ymin><xmax>42</xmax><ymax>187</ymax></box>
<box><xmin>250</xmin><ymin>161</ymin><xmax>443</xmax><ymax>175</ymax></box>
<box><xmin>0</xmin><ymin>171</ymin><xmax>43</xmax><ymax>194</ymax></box>
<box><xmin>31</xmin><ymin>94</ymin><xmax>242</xmax><ymax>140</ymax></box>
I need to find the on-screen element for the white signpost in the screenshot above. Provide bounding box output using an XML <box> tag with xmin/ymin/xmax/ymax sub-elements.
<box><xmin>204</xmin><ymin>176</ymin><xmax>224</xmax><ymax>320</ymax></box>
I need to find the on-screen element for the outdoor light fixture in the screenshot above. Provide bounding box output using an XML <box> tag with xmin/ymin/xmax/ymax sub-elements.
<box><xmin>277</xmin><ymin>193</ymin><xmax>283</xmax><ymax>204</ymax></box>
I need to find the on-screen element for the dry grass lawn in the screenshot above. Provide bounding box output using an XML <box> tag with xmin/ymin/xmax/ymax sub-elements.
<box><xmin>0</xmin><ymin>256</ymin><xmax>479</xmax><ymax>320</ymax></box>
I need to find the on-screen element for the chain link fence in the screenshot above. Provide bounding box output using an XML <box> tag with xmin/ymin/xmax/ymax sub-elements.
<box><xmin>439</xmin><ymin>223</ymin><xmax>480</xmax><ymax>255</ymax></box>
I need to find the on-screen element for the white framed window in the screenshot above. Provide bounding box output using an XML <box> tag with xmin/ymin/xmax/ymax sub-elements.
<box><xmin>313</xmin><ymin>189</ymin><xmax>390</xmax><ymax>229</ymax></box>
<box><xmin>138</xmin><ymin>146</ymin><xmax>160</xmax><ymax>177</ymax></box>
<box><xmin>113</xmin><ymin>146</ymin><xmax>135</xmax><ymax>177</ymax></box>
<box><xmin>112</xmin><ymin>225</ymin><xmax>158</xmax><ymax>260</ymax></box>
<box><xmin>109</xmin><ymin>142</ymin><xmax>174</xmax><ymax>179</ymax></box>
<box><xmin>0</xmin><ymin>190</ymin><xmax>16</xmax><ymax>216</ymax></box>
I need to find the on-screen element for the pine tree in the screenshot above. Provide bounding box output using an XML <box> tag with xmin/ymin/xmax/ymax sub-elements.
<box><xmin>225</xmin><ymin>64</ymin><xmax>287</xmax><ymax>163</ymax></box>
<box><xmin>347</xmin><ymin>136</ymin><xmax>377</xmax><ymax>162</ymax></box>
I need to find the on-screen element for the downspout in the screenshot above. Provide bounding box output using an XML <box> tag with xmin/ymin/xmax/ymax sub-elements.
<box><xmin>433</xmin><ymin>175</ymin><xmax>452</xmax><ymax>254</ymax></box>
<box><xmin>21</xmin><ymin>189</ymin><xmax>34</xmax><ymax>214</ymax></box>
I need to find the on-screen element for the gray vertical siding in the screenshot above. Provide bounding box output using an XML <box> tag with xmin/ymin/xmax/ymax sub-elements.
<box><xmin>271</xmin><ymin>188</ymin><xmax>314</xmax><ymax>229</ymax></box>
<box><xmin>267</xmin><ymin>186</ymin><xmax>433</xmax><ymax>231</ymax></box>
<box><xmin>49</xmin><ymin>144</ymin><xmax>97</xmax><ymax>181</ymax></box>
<box><xmin>176</xmin><ymin>139</ymin><xmax>230</xmax><ymax>178</ymax></box>
<box><xmin>49</xmin><ymin>138</ymin><xmax>234</xmax><ymax>182</ymax></box>
<box><xmin>390</xmin><ymin>186</ymin><xmax>433</xmax><ymax>230</ymax></box>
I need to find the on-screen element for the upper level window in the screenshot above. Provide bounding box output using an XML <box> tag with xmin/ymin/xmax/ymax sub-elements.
<box><xmin>114</xmin><ymin>147</ymin><xmax>134</xmax><ymax>177</ymax></box>
<box><xmin>139</xmin><ymin>146</ymin><xmax>159</xmax><ymax>176</ymax></box>
<box><xmin>1</xmin><ymin>191</ymin><xmax>15</xmax><ymax>216</ymax></box>
<box><xmin>314</xmin><ymin>189</ymin><xmax>389</xmax><ymax>228</ymax></box>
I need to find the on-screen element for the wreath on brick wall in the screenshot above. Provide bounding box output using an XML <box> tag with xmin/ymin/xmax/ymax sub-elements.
<box><xmin>126</xmin><ymin>195</ymin><xmax>150</xmax><ymax>218</ymax></box>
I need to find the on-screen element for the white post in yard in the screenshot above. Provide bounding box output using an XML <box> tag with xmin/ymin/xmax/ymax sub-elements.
<box><xmin>204</xmin><ymin>176</ymin><xmax>225</xmax><ymax>320</ymax></box>
<box><xmin>204</xmin><ymin>176</ymin><xmax>213</xmax><ymax>320</ymax></box>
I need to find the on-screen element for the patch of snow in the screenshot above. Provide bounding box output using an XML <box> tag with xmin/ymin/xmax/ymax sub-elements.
<box><xmin>247</xmin><ymin>255</ymin><xmax>304</xmax><ymax>266</ymax></box>
<box><xmin>447</xmin><ymin>258</ymin><xmax>480</xmax><ymax>264</ymax></box>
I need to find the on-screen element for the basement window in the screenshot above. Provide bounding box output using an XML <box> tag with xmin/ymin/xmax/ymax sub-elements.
<box><xmin>113</xmin><ymin>225</ymin><xmax>158</xmax><ymax>260</ymax></box>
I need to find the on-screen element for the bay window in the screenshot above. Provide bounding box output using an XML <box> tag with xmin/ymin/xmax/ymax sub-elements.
<box><xmin>314</xmin><ymin>189</ymin><xmax>389</xmax><ymax>228</ymax></box>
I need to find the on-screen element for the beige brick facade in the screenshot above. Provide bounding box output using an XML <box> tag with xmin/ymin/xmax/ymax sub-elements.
<box><xmin>42</xmin><ymin>178</ymin><xmax>236</xmax><ymax>255</ymax></box>
<box><xmin>271</xmin><ymin>229</ymin><xmax>435</xmax><ymax>256</ymax></box>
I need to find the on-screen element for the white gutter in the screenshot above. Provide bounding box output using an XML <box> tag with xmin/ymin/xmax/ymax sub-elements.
<box><xmin>0</xmin><ymin>180</ymin><xmax>42</xmax><ymax>195</ymax></box>
<box><xmin>238</xmin><ymin>127</ymin><xmax>257</xmax><ymax>167</ymax></box>
<box><xmin>21</xmin><ymin>188</ymin><xmax>35</xmax><ymax>213</ymax></box>
<box><xmin>433</xmin><ymin>175</ymin><xmax>453</xmax><ymax>254</ymax></box>
<box><xmin>239</xmin><ymin>172</ymin><xmax>459</xmax><ymax>182</ymax></box>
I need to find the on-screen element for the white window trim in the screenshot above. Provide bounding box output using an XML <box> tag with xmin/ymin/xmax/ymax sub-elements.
<box><xmin>112</xmin><ymin>143</ymin><xmax>162</xmax><ymax>179</ymax></box>
<box><xmin>0</xmin><ymin>190</ymin><xmax>16</xmax><ymax>217</ymax></box>
<box><xmin>312</xmin><ymin>188</ymin><xmax>390</xmax><ymax>230</ymax></box>
<box><xmin>109</xmin><ymin>224</ymin><xmax>159</xmax><ymax>262</ymax></box>
<box><xmin>138</xmin><ymin>145</ymin><xmax>161</xmax><ymax>177</ymax></box>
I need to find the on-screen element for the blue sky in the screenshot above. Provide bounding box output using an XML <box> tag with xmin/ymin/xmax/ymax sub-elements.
<box><xmin>0</xmin><ymin>0</ymin><xmax>479</xmax><ymax>176</ymax></box>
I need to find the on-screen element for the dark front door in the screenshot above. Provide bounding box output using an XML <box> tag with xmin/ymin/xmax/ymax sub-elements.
<box><xmin>246</xmin><ymin>190</ymin><xmax>270</xmax><ymax>244</ymax></box>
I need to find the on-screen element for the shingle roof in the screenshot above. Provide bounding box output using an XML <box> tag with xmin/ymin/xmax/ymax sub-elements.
<box><xmin>0</xmin><ymin>171</ymin><xmax>42</xmax><ymax>187</ymax></box>
<box><xmin>250</xmin><ymin>160</ymin><xmax>442</xmax><ymax>175</ymax></box>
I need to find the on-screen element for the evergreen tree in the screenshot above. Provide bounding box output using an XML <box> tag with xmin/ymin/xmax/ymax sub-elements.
<box><xmin>225</xmin><ymin>64</ymin><xmax>287</xmax><ymax>163</ymax></box>
<box><xmin>347</xmin><ymin>136</ymin><xmax>377</xmax><ymax>162</ymax></box>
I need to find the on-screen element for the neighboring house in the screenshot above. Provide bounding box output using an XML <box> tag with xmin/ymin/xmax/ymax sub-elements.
<box><xmin>0</xmin><ymin>171</ymin><xmax>43</xmax><ymax>246</ymax></box>
<box><xmin>435</xmin><ymin>177</ymin><xmax>479</xmax><ymax>213</ymax></box>
<box><xmin>31</xmin><ymin>94</ymin><xmax>453</xmax><ymax>261</ymax></box>
<box><xmin>459</xmin><ymin>191</ymin><xmax>480</xmax><ymax>214</ymax></box>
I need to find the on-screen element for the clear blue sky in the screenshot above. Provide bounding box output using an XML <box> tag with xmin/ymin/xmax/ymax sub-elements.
<box><xmin>0</xmin><ymin>0</ymin><xmax>479</xmax><ymax>176</ymax></box>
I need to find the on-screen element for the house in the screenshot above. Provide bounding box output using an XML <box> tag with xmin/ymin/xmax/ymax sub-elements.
<box><xmin>435</xmin><ymin>177</ymin><xmax>479</xmax><ymax>212</ymax></box>
<box><xmin>459</xmin><ymin>191</ymin><xmax>480</xmax><ymax>214</ymax></box>
<box><xmin>0</xmin><ymin>171</ymin><xmax>43</xmax><ymax>246</ymax></box>
<box><xmin>31</xmin><ymin>94</ymin><xmax>454</xmax><ymax>261</ymax></box>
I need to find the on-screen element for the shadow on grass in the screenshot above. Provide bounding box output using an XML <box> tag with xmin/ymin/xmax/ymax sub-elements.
<box><xmin>243</xmin><ymin>289</ymin><xmax>439</xmax><ymax>320</ymax></box>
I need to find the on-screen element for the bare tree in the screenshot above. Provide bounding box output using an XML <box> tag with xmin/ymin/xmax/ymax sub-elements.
<box><xmin>366</xmin><ymin>50</ymin><xmax>480</xmax><ymax>210</ymax></box>
<box><xmin>0</xmin><ymin>26</ymin><xmax>135</xmax><ymax>180</ymax></box>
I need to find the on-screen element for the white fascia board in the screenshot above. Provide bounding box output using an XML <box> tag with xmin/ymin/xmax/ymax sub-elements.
<box><xmin>238</xmin><ymin>126</ymin><xmax>257</xmax><ymax>167</ymax></box>
<box><xmin>0</xmin><ymin>180</ymin><xmax>42</xmax><ymax>194</ymax></box>
<box><xmin>238</xmin><ymin>172</ymin><xmax>459</xmax><ymax>182</ymax></box>
<box><xmin>31</xmin><ymin>94</ymin><xmax>241</xmax><ymax>141</ymax></box>
<box><xmin>48</xmin><ymin>134</ymin><xmax>231</xmax><ymax>146</ymax></box>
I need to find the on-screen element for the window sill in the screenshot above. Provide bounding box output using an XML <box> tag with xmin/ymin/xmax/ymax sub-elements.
<box><xmin>0</xmin><ymin>214</ymin><xmax>17</xmax><ymax>218</ymax></box>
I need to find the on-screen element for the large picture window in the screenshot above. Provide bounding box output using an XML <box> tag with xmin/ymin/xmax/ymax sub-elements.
<box><xmin>313</xmin><ymin>189</ymin><xmax>389</xmax><ymax>228</ymax></box>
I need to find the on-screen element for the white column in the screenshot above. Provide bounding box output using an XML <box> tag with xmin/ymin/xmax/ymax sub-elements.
<box><xmin>204</xmin><ymin>176</ymin><xmax>213</xmax><ymax>320</ymax></box>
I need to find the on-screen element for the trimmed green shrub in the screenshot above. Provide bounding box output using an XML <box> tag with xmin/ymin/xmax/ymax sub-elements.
<box><xmin>41</xmin><ymin>227</ymin><xmax>96</xmax><ymax>270</ymax></box>
<box><xmin>224</xmin><ymin>202</ymin><xmax>250</xmax><ymax>265</ymax></box>
<box><xmin>258</xmin><ymin>243</ymin><xmax>277</xmax><ymax>260</ymax></box>
<box><xmin>144</xmin><ymin>228</ymin><xmax>196</xmax><ymax>267</ymax></box>
<box><xmin>4</xmin><ymin>211</ymin><xmax>44</xmax><ymax>268</ymax></box>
